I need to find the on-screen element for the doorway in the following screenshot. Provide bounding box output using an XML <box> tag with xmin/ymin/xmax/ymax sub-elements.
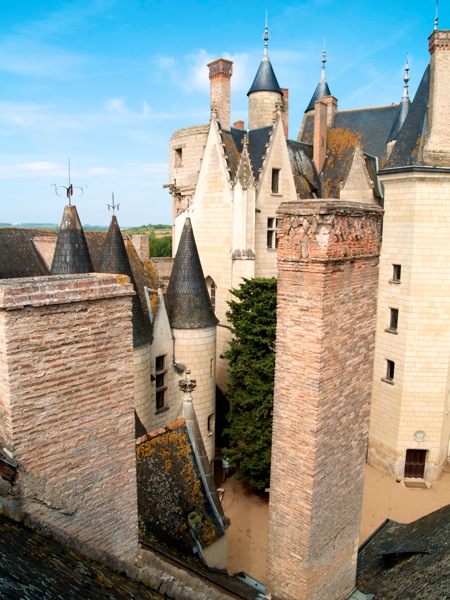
<box><xmin>404</xmin><ymin>449</ymin><xmax>427</xmax><ymax>478</ymax></box>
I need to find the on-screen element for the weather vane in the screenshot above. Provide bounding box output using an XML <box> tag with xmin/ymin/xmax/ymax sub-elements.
<box><xmin>51</xmin><ymin>159</ymin><xmax>87</xmax><ymax>205</ymax></box>
<box><xmin>107</xmin><ymin>193</ymin><xmax>120</xmax><ymax>215</ymax></box>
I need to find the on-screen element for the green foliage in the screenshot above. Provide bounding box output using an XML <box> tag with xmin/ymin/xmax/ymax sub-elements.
<box><xmin>123</xmin><ymin>224</ymin><xmax>171</xmax><ymax>236</ymax></box>
<box><xmin>149</xmin><ymin>235</ymin><xmax>172</xmax><ymax>257</ymax></box>
<box><xmin>223</xmin><ymin>277</ymin><xmax>277</xmax><ymax>491</ymax></box>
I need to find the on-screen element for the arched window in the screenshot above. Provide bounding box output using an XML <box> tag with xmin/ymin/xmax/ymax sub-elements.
<box><xmin>205</xmin><ymin>276</ymin><xmax>216</xmax><ymax>312</ymax></box>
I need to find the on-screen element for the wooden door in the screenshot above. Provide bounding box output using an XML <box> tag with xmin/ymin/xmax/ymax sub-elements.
<box><xmin>404</xmin><ymin>449</ymin><xmax>427</xmax><ymax>478</ymax></box>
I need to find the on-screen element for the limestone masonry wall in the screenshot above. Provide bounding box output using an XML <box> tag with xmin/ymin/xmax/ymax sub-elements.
<box><xmin>0</xmin><ymin>274</ymin><xmax>139</xmax><ymax>569</ymax></box>
<box><xmin>266</xmin><ymin>201</ymin><xmax>382</xmax><ymax>600</ymax></box>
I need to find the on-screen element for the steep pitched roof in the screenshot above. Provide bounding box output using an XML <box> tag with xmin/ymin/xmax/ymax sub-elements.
<box><xmin>383</xmin><ymin>65</ymin><xmax>430</xmax><ymax>169</ymax></box>
<box><xmin>98</xmin><ymin>215</ymin><xmax>152</xmax><ymax>346</ymax></box>
<box><xmin>305</xmin><ymin>79</ymin><xmax>332</xmax><ymax>113</ymax></box>
<box><xmin>287</xmin><ymin>140</ymin><xmax>321</xmax><ymax>198</ymax></box>
<box><xmin>357</xmin><ymin>504</ymin><xmax>450</xmax><ymax>599</ymax></box>
<box><xmin>165</xmin><ymin>218</ymin><xmax>218</xmax><ymax>329</ymax></box>
<box><xmin>0</xmin><ymin>515</ymin><xmax>161</xmax><ymax>599</ymax></box>
<box><xmin>387</xmin><ymin>95</ymin><xmax>411</xmax><ymax>144</ymax></box>
<box><xmin>0</xmin><ymin>229</ymin><xmax>50</xmax><ymax>279</ymax></box>
<box><xmin>247</xmin><ymin>58</ymin><xmax>282</xmax><ymax>95</ymax></box>
<box><xmin>51</xmin><ymin>205</ymin><xmax>93</xmax><ymax>274</ymax></box>
<box><xmin>300</xmin><ymin>105</ymin><xmax>399</xmax><ymax>163</ymax></box>
<box><xmin>247</xmin><ymin>126</ymin><xmax>272</xmax><ymax>180</ymax></box>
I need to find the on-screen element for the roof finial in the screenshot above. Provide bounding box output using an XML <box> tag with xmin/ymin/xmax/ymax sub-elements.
<box><xmin>403</xmin><ymin>53</ymin><xmax>410</xmax><ymax>99</ymax></box>
<box><xmin>263</xmin><ymin>12</ymin><xmax>269</xmax><ymax>61</ymax></box>
<box><xmin>321</xmin><ymin>39</ymin><xmax>327</xmax><ymax>83</ymax></box>
<box><xmin>434</xmin><ymin>0</ymin><xmax>439</xmax><ymax>30</ymax></box>
<box><xmin>107</xmin><ymin>192</ymin><xmax>119</xmax><ymax>215</ymax></box>
<box><xmin>52</xmin><ymin>158</ymin><xmax>87</xmax><ymax>206</ymax></box>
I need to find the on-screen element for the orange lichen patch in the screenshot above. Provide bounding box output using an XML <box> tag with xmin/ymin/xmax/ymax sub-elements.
<box><xmin>323</xmin><ymin>127</ymin><xmax>363</xmax><ymax>198</ymax></box>
<box><xmin>114</xmin><ymin>273</ymin><xmax>131</xmax><ymax>287</ymax></box>
<box><xmin>136</xmin><ymin>421</ymin><xmax>220</xmax><ymax>553</ymax></box>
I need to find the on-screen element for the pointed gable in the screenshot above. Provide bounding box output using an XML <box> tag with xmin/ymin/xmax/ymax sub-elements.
<box><xmin>51</xmin><ymin>205</ymin><xmax>93</xmax><ymax>274</ymax></box>
<box><xmin>165</xmin><ymin>218</ymin><xmax>217</xmax><ymax>329</ymax></box>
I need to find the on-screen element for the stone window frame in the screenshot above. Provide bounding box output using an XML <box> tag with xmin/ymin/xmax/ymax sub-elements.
<box><xmin>385</xmin><ymin>307</ymin><xmax>399</xmax><ymax>334</ymax></box>
<box><xmin>267</xmin><ymin>217</ymin><xmax>281</xmax><ymax>249</ymax></box>
<box><xmin>390</xmin><ymin>264</ymin><xmax>401</xmax><ymax>284</ymax></box>
<box><xmin>155</xmin><ymin>354</ymin><xmax>168</xmax><ymax>413</ymax></box>
<box><xmin>271</xmin><ymin>168</ymin><xmax>281</xmax><ymax>194</ymax></box>
<box><xmin>175</xmin><ymin>147</ymin><xmax>183</xmax><ymax>168</ymax></box>
<box><xmin>207</xmin><ymin>413</ymin><xmax>215</xmax><ymax>436</ymax></box>
<box><xmin>382</xmin><ymin>359</ymin><xmax>395</xmax><ymax>385</ymax></box>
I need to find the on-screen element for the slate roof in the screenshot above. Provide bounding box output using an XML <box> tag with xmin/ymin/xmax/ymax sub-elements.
<box><xmin>287</xmin><ymin>140</ymin><xmax>321</xmax><ymax>198</ymax></box>
<box><xmin>0</xmin><ymin>514</ymin><xmax>162</xmax><ymax>599</ymax></box>
<box><xmin>136</xmin><ymin>416</ymin><xmax>226</xmax><ymax>559</ymax></box>
<box><xmin>165</xmin><ymin>218</ymin><xmax>218</xmax><ymax>329</ymax></box>
<box><xmin>357</xmin><ymin>503</ymin><xmax>450</xmax><ymax>599</ymax></box>
<box><xmin>247</xmin><ymin>58</ymin><xmax>282</xmax><ymax>96</ymax></box>
<box><xmin>300</xmin><ymin>104</ymin><xmax>399</xmax><ymax>163</ymax></box>
<box><xmin>305</xmin><ymin>78</ymin><xmax>332</xmax><ymax>113</ymax></box>
<box><xmin>387</xmin><ymin>94</ymin><xmax>411</xmax><ymax>144</ymax></box>
<box><xmin>383</xmin><ymin>65</ymin><xmax>430</xmax><ymax>169</ymax></box>
<box><xmin>98</xmin><ymin>215</ymin><xmax>152</xmax><ymax>346</ymax></box>
<box><xmin>0</xmin><ymin>229</ymin><xmax>50</xmax><ymax>279</ymax></box>
<box><xmin>51</xmin><ymin>205</ymin><xmax>94</xmax><ymax>274</ymax></box>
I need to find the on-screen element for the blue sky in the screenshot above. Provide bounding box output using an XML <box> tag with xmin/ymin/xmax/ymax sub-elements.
<box><xmin>0</xmin><ymin>0</ymin><xmax>446</xmax><ymax>226</ymax></box>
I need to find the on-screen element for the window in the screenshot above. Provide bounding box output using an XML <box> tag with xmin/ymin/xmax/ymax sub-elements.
<box><xmin>391</xmin><ymin>264</ymin><xmax>401</xmax><ymax>283</ymax></box>
<box><xmin>267</xmin><ymin>217</ymin><xmax>280</xmax><ymax>249</ymax></box>
<box><xmin>205</xmin><ymin>277</ymin><xmax>216</xmax><ymax>312</ymax></box>
<box><xmin>155</xmin><ymin>354</ymin><xmax>168</xmax><ymax>411</ymax></box>
<box><xmin>175</xmin><ymin>148</ymin><xmax>182</xmax><ymax>168</ymax></box>
<box><xmin>386</xmin><ymin>308</ymin><xmax>399</xmax><ymax>333</ymax></box>
<box><xmin>383</xmin><ymin>359</ymin><xmax>395</xmax><ymax>384</ymax></box>
<box><xmin>207</xmin><ymin>413</ymin><xmax>214</xmax><ymax>435</ymax></box>
<box><xmin>271</xmin><ymin>168</ymin><xmax>280</xmax><ymax>194</ymax></box>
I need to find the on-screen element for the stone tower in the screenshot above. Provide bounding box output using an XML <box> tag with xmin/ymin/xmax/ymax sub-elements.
<box><xmin>369</xmin><ymin>26</ymin><xmax>450</xmax><ymax>481</ymax></box>
<box><xmin>165</xmin><ymin>217</ymin><xmax>218</xmax><ymax>461</ymax></box>
<box><xmin>247</xmin><ymin>19</ymin><xmax>283</xmax><ymax>130</ymax></box>
<box><xmin>266</xmin><ymin>200</ymin><xmax>382</xmax><ymax>600</ymax></box>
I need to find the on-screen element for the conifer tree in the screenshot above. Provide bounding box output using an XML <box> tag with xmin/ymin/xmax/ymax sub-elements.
<box><xmin>223</xmin><ymin>277</ymin><xmax>277</xmax><ymax>491</ymax></box>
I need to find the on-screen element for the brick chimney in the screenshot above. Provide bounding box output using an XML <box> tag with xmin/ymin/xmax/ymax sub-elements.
<box><xmin>207</xmin><ymin>58</ymin><xmax>233</xmax><ymax>131</ymax></box>
<box><xmin>424</xmin><ymin>30</ymin><xmax>450</xmax><ymax>165</ymax></box>
<box><xmin>322</xmin><ymin>94</ymin><xmax>338</xmax><ymax>127</ymax></box>
<box><xmin>313</xmin><ymin>99</ymin><xmax>327</xmax><ymax>173</ymax></box>
<box><xmin>281</xmin><ymin>88</ymin><xmax>289</xmax><ymax>138</ymax></box>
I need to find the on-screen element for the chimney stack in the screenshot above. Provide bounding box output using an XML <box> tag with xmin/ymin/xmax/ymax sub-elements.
<box><xmin>208</xmin><ymin>58</ymin><xmax>233</xmax><ymax>131</ymax></box>
<box><xmin>313</xmin><ymin>100</ymin><xmax>328</xmax><ymax>174</ymax></box>
<box><xmin>424</xmin><ymin>30</ymin><xmax>450</xmax><ymax>165</ymax></box>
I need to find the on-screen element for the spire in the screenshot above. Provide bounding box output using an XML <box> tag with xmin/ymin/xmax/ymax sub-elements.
<box><xmin>247</xmin><ymin>17</ymin><xmax>282</xmax><ymax>96</ymax></box>
<box><xmin>387</xmin><ymin>55</ymin><xmax>412</xmax><ymax>144</ymax></box>
<box><xmin>434</xmin><ymin>0</ymin><xmax>439</xmax><ymax>30</ymax></box>
<box><xmin>99</xmin><ymin>203</ymin><xmax>151</xmax><ymax>347</ymax></box>
<box><xmin>50</xmin><ymin>204</ymin><xmax>93</xmax><ymax>274</ymax></box>
<box><xmin>305</xmin><ymin>46</ymin><xmax>332</xmax><ymax>113</ymax></box>
<box><xmin>165</xmin><ymin>218</ymin><xmax>218</xmax><ymax>329</ymax></box>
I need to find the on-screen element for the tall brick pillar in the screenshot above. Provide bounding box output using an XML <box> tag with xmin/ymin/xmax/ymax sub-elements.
<box><xmin>207</xmin><ymin>58</ymin><xmax>233</xmax><ymax>131</ymax></box>
<box><xmin>266</xmin><ymin>200</ymin><xmax>382</xmax><ymax>600</ymax></box>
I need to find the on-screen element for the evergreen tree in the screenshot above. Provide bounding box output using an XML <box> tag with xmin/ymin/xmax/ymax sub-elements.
<box><xmin>223</xmin><ymin>277</ymin><xmax>277</xmax><ymax>491</ymax></box>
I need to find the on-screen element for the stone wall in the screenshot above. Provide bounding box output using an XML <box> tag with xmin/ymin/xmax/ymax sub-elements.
<box><xmin>0</xmin><ymin>274</ymin><xmax>138</xmax><ymax>569</ymax></box>
<box><xmin>266</xmin><ymin>201</ymin><xmax>382</xmax><ymax>600</ymax></box>
<box><xmin>248</xmin><ymin>90</ymin><xmax>281</xmax><ymax>130</ymax></box>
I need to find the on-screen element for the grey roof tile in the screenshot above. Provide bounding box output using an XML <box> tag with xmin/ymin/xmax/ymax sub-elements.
<box><xmin>51</xmin><ymin>205</ymin><xmax>93</xmax><ymax>274</ymax></box>
<box><xmin>248</xmin><ymin>58</ymin><xmax>282</xmax><ymax>95</ymax></box>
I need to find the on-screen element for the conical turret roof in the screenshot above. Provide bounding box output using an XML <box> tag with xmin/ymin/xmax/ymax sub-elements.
<box><xmin>247</xmin><ymin>18</ymin><xmax>282</xmax><ymax>96</ymax></box>
<box><xmin>98</xmin><ymin>213</ymin><xmax>150</xmax><ymax>347</ymax></box>
<box><xmin>387</xmin><ymin>58</ymin><xmax>411</xmax><ymax>143</ymax></box>
<box><xmin>51</xmin><ymin>204</ymin><xmax>93</xmax><ymax>274</ymax></box>
<box><xmin>305</xmin><ymin>48</ymin><xmax>331</xmax><ymax>113</ymax></box>
<box><xmin>165</xmin><ymin>218</ymin><xmax>218</xmax><ymax>329</ymax></box>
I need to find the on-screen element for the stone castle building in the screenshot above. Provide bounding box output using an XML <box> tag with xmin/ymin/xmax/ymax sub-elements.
<box><xmin>168</xmin><ymin>21</ymin><xmax>450</xmax><ymax>485</ymax></box>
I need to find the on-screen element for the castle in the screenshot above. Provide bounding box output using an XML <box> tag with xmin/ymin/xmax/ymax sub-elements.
<box><xmin>0</xmin><ymin>15</ymin><xmax>449</xmax><ymax>600</ymax></box>
<box><xmin>168</xmin><ymin>20</ymin><xmax>450</xmax><ymax>485</ymax></box>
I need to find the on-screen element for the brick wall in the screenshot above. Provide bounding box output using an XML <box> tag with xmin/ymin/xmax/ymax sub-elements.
<box><xmin>0</xmin><ymin>274</ymin><xmax>138</xmax><ymax>569</ymax></box>
<box><xmin>266</xmin><ymin>201</ymin><xmax>382</xmax><ymax>600</ymax></box>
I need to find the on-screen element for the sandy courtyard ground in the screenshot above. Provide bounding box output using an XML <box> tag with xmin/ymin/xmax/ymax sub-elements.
<box><xmin>221</xmin><ymin>464</ymin><xmax>450</xmax><ymax>583</ymax></box>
